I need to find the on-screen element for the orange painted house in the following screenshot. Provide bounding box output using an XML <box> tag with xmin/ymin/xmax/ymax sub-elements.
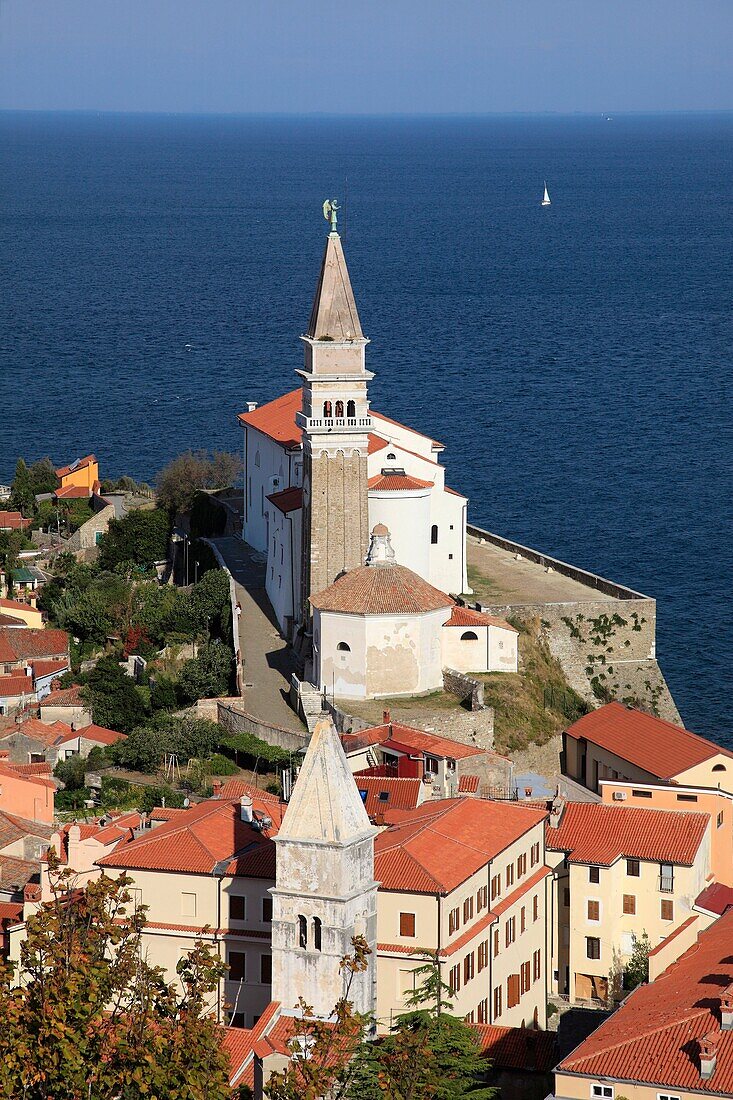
<box><xmin>55</xmin><ymin>455</ymin><xmax>99</xmax><ymax>497</ymax></box>
<box><xmin>0</xmin><ymin>762</ymin><xmax>54</xmax><ymax>823</ymax></box>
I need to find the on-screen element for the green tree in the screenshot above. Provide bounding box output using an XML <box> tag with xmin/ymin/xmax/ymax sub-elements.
<box><xmin>402</xmin><ymin>951</ymin><xmax>453</xmax><ymax>1017</ymax></box>
<box><xmin>28</xmin><ymin>456</ymin><xmax>59</xmax><ymax>496</ymax></box>
<box><xmin>98</xmin><ymin>508</ymin><xmax>170</xmax><ymax>571</ymax></box>
<box><xmin>84</xmin><ymin>656</ymin><xmax>147</xmax><ymax>733</ymax></box>
<box><xmin>9</xmin><ymin>457</ymin><xmax>34</xmax><ymax>515</ymax></box>
<box><xmin>176</xmin><ymin>642</ymin><xmax>233</xmax><ymax>703</ymax></box>
<box><xmin>156</xmin><ymin>450</ymin><xmax>242</xmax><ymax>517</ymax></box>
<box><xmin>54</xmin><ymin>755</ymin><xmax>87</xmax><ymax>791</ymax></box>
<box><xmin>151</xmin><ymin>674</ymin><xmax>178</xmax><ymax>712</ymax></box>
<box><xmin>623</xmin><ymin>931</ymin><xmax>651</xmax><ymax>989</ymax></box>
<box><xmin>0</xmin><ymin>864</ymin><xmax>230</xmax><ymax>1100</ymax></box>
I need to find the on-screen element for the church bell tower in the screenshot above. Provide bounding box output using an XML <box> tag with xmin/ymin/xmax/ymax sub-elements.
<box><xmin>296</xmin><ymin>201</ymin><xmax>372</xmax><ymax>634</ymax></box>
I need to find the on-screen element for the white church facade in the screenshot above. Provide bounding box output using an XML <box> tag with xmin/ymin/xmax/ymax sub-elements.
<box><xmin>237</xmin><ymin>210</ymin><xmax>517</xmax><ymax>700</ymax></box>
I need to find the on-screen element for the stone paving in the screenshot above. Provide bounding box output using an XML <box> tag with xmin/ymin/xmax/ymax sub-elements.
<box><xmin>210</xmin><ymin>536</ymin><xmax>306</xmax><ymax>733</ymax></box>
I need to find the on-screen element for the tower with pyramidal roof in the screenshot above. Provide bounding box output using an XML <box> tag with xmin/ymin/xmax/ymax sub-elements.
<box><xmin>270</xmin><ymin>717</ymin><xmax>378</xmax><ymax>1019</ymax></box>
<box><xmin>296</xmin><ymin>211</ymin><xmax>372</xmax><ymax>635</ymax></box>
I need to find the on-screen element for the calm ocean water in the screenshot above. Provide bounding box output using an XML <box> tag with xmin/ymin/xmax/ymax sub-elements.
<box><xmin>1</xmin><ymin>112</ymin><xmax>731</xmax><ymax>739</ymax></box>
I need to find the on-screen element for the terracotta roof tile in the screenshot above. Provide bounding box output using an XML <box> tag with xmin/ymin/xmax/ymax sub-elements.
<box><xmin>473</xmin><ymin>1025</ymin><xmax>556</xmax><ymax>1071</ymax></box>
<box><xmin>545</xmin><ymin>802</ymin><xmax>709</xmax><ymax>866</ymax></box>
<box><xmin>7</xmin><ymin>762</ymin><xmax>54</xmax><ymax>778</ymax></box>
<box><xmin>0</xmin><ymin>614</ymin><xmax>24</xmax><ymax>627</ymax></box>
<box><xmin>0</xmin><ymin>901</ymin><xmax>24</xmax><ymax>925</ymax></box>
<box><xmin>29</xmin><ymin>659</ymin><xmax>69</xmax><ymax>680</ymax></box>
<box><xmin>267</xmin><ymin>486</ymin><xmax>302</xmax><ymax>514</ymax></box>
<box><xmin>354</xmin><ymin>776</ymin><xmax>423</xmax><ymax>819</ymax></box>
<box><xmin>0</xmin><ymin>511</ymin><xmax>28</xmax><ymax>531</ymax></box>
<box><xmin>310</xmin><ymin>563</ymin><xmax>452</xmax><ymax>615</ymax></box>
<box><xmin>557</xmin><ymin>908</ymin><xmax>733</xmax><ymax>1092</ymax></box>
<box><xmin>368</xmin><ymin>473</ymin><xmax>433</xmax><ymax>492</ymax></box>
<box><xmin>2</xmin><ymin>718</ymin><xmax>73</xmax><ymax>745</ymax></box>
<box><xmin>375</xmin><ymin>798</ymin><xmax>547</xmax><ymax>894</ymax></box>
<box><xmin>458</xmin><ymin>774</ymin><xmax>480</xmax><ymax>793</ymax></box>
<box><xmin>0</xmin><ymin>674</ymin><xmax>36</xmax><ymax>697</ymax></box>
<box><xmin>217</xmin><ymin>779</ymin><xmax>281</xmax><ymax>803</ymax></box>
<box><xmin>56</xmin><ymin>723</ymin><xmax>126</xmax><ymax>746</ymax></box>
<box><xmin>39</xmin><ymin>684</ymin><xmax>84</xmax><ymax>708</ymax></box>
<box><xmin>566</xmin><ymin>701</ymin><xmax>732</xmax><ymax>780</ymax></box>
<box><xmin>55</xmin><ymin>454</ymin><xmax>96</xmax><ymax>478</ymax></box>
<box><xmin>0</xmin><ymin>854</ymin><xmax>39</xmax><ymax>892</ymax></box>
<box><xmin>445</xmin><ymin>606</ymin><xmax>518</xmax><ymax>632</ymax></box>
<box><xmin>0</xmin><ymin>598</ymin><xmax>39</xmax><ymax>613</ymax></box>
<box><xmin>54</xmin><ymin>485</ymin><xmax>91</xmax><ymax>500</ymax></box>
<box><xmin>0</xmin><ymin>627</ymin><xmax>69</xmax><ymax>661</ymax></box>
<box><xmin>695</xmin><ymin>882</ymin><xmax>733</xmax><ymax>916</ymax></box>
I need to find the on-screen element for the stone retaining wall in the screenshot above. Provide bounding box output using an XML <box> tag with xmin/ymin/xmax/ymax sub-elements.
<box><xmin>217</xmin><ymin>701</ymin><xmax>309</xmax><ymax>753</ymax></box>
<box><xmin>202</xmin><ymin>539</ymin><xmax>243</xmax><ymax>694</ymax></box>
<box><xmin>443</xmin><ymin>668</ymin><xmax>485</xmax><ymax>711</ymax></box>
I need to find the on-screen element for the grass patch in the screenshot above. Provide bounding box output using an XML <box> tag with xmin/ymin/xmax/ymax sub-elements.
<box><xmin>464</xmin><ymin>563</ymin><xmax>505</xmax><ymax>602</ymax></box>
<box><xmin>478</xmin><ymin>615</ymin><xmax>589</xmax><ymax>753</ymax></box>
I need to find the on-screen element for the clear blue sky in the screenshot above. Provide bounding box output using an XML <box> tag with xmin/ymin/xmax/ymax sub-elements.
<box><xmin>1</xmin><ymin>0</ymin><xmax>731</xmax><ymax>115</ymax></box>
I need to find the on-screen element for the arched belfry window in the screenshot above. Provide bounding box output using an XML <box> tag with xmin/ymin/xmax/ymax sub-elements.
<box><xmin>313</xmin><ymin>917</ymin><xmax>322</xmax><ymax>952</ymax></box>
<box><xmin>431</xmin><ymin>525</ymin><xmax>439</xmax><ymax>545</ymax></box>
<box><xmin>347</xmin><ymin>400</ymin><xmax>356</xmax><ymax>418</ymax></box>
<box><xmin>461</xmin><ymin>631</ymin><xmax>479</xmax><ymax>642</ymax></box>
<box><xmin>335</xmin><ymin>400</ymin><xmax>344</xmax><ymax>418</ymax></box>
<box><xmin>323</xmin><ymin>400</ymin><xmax>332</xmax><ymax>418</ymax></box>
<box><xmin>298</xmin><ymin>914</ymin><xmax>308</xmax><ymax>949</ymax></box>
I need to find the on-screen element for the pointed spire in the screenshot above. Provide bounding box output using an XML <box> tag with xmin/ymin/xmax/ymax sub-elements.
<box><xmin>306</xmin><ymin>232</ymin><xmax>364</xmax><ymax>342</ymax></box>
<box><xmin>277</xmin><ymin>717</ymin><xmax>374</xmax><ymax>845</ymax></box>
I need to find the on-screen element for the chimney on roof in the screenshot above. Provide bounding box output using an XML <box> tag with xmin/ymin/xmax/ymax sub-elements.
<box><xmin>240</xmin><ymin>795</ymin><xmax>253</xmax><ymax>823</ymax></box>
<box><xmin>721</xmin><ymin>984</ymin><xmax>733</xmax><ymax>1031</ymax></box>
<box><xmin>246</xmin><ymin>401</ymin><xmax>258</xmax><ymax>413</ymax></box>
<box><xmin>699</xmin><ymin>1033</ymin><xmax>718</xmax><ymax>1080</ymax></box>
<box><xmin>212</xmin><ymin>779</ymin><xmax>223</xmax><ymax>798</ymax></box>
<box><xmin>548</xmin><ymin>794</ymin><xmax>566</xmax><ymax>829</ymax></box>
<box><xmin>383</xmin><ymin>708</ymin><xmax>391</xmax><ymax>725</ymax></box>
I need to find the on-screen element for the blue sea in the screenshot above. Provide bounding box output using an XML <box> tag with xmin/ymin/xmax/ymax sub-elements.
<box><xmin>1</xmin><ymin>112</ymin><xmax>731</xmax><ymax>740</ymax></box>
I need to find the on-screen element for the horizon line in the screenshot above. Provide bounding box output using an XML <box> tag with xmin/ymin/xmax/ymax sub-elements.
<box><xmin>1</xmin><ymin>107</ymin><xmax>733</xmax><ymax>120</ymax></box>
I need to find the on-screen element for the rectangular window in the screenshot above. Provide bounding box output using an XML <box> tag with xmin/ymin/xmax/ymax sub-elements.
<box><xmin>530</xmin><ymin>841</ymin><xmax>540</xmax><ymax>866</ymax></box>
<box><xmin>448</xmin><ymin>907</ymin><xmax>460</xmax><ymax>935</ymax></box>
<box><xmin>533</xmin><ymin>948</ymin><xmax>541</xmax><ymax>982</ymax></box>
<box><xmin>623</xmin><ymin>894</ymin><xmax>636</xmax><ymax>915</ymax></box>
<box><xmin>493</xmin><ymin>985</ymin><xmax>502</xmax><ymax>1018</ymax></box>
<box><xmin>520</xmin><ymin>960</ymin><xmax>531</xmax><ymax>994</ymax></box>
<box><xmin>533</xmin><ymin>894</ymin><xmax>539</xmax><ymax>922</ymax></box>
<box><xmin>505</xmin><ymin>916</ymin><xmax>516</xmax><ymax>947</ymax></box>
<box><xmin>477</xmin><ymin>885</ymin><xmax>488</xmax><ymax>912</ymax></box>
<box><xmin>520</xmin><ymin>906</ymin><xmax>526</xmax><ymax>933</ymax></box>
<box><xmin>518</xmin><ymin>853</ymin><xmax>527</xmax><ymax>877</ymax></box>
<box><xmin>228</xmin><ymin>951</ymin><xmax>246</xmax><ymax>982</ymax></box>
<box><xmin>464</xmin><ymin>952</ymin><xmax>475</xmax><ymax>983</ymax></box>
<box><xmin>260</xmin><ymin>954</ymin><xmax>272</xmax><ymax>984</ymax></box>
<box><xmin>659</xmin><ymin>863</ymin><xmax>674</xmax><ymax>893</ymax></box>
<box><xmin>181</xmin><ymin>892</ymin><xmax>197</xmax><ymax>918</ymax></box>
<box><xmin>586</xmin><ymin>937</ymin><xmax>601</xmax><ymax>961</ymax></box>
<box><xmin>477</xmin><ymin>997</ymin><xmax>488</xmax><ymax>1024</ymax></box>
<box><xmin>587</xmin><ymin>900</ymin><xmax>600</xmax><ymax>922</ymax></box>
<box><xmin>400</xmin><ymin>912</ymin><xmax>416</xmax><ymax>938</ymax></box>
<box><xmin>464</xmin><ymin>1010</ymin><xmax>474</xmax><ymax>1023</ymax></box>
<box><xmin>507</xmin><ymin>973</ymin><xmax>520</xmax><ymax>1009</ymax></box>
<box><xmin>463</xmin><ymin>896</ymin><xmax>474</xmax><ymax>923</ymax></box>
<box><xmin>632</xmin><ymin>789</ymin><xmax>653</xmax><ymax>798</ymax></box>
<box><xmin>449</xmin><ymin>964</ymin><xmax>461</xmax><ymax>994</ymax></box>
<box><xmin>589</xmin><ymin>866</ymin><xmax>600</xmax><ymax>884</ymax></box>
<box><xmin>718</xmin><ymin>811</ymin><xmax>724</xmax><ymax>828</ymax></box>
<box><xmin>506</xmin><ymin>864</ymin><xmax>514</xmax><ymax>889</ymax></box>
<box><xmin>491</xmin><ymin>873</ymin><xmax>501</xmax><ymax>901</ymax></box>
<box><xmin>477</xmin><ymin>940</ymin><xmax>488</xmax><ymax>972</ymax></box>
<box><xmin>563</xmin><ymin>887</ymin><xmax>570</xmax><ymax>907</ymax></box>
<box><xmin>676</xmin><ymin>793</ymin><xmax>698</xmax><ymax>802</ymax></box>
<box><xmin>661</xmin><ymin>899</ymin><xmax>674</xmax><ymax>921</ymax></box>
<box><xmin>658</xmin><ymin>1094</ymin><xmax>681</xmax><ymax>1100</ymax></box>
<box><xmin>591</xmin><ymin>1087</ymin><xmax>614</xmax><ymax>1099</ymax></box>
<box><xmin>229</xmin><ymin>895</ymin><xmax>246</xmax><ymax>922</ymax></box>
<box><xmin>626</xmin><ymin>859</ymin><xmax>640</xmax><ymax>877</ymax></box>
<box><xmin>493</xmin><ymin>929</ymin><xmax>499</xmax><ymax>958</ymax></box>
<box><xmin>262</xmin><ymin>897</ymin><xmax>273</xmax><ymax>923</ymax></box>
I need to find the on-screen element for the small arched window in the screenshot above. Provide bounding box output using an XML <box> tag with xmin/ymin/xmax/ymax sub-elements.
<box><xmin>431</xmin><ymin>525</ymin><xmax>438</xmax><ymax>545</ymax></box>
<box><xmin>387</xmin><ymin>452</ymin><xmax>397</xmax><ymax>461</ymax></box>
<box><xmin>347</xmin><ymin>400</ymin><xmax>356</xmax><ymax>418</ymax></box>
<box><xmin>313</xmin><ymin>917</ymin><xmax>322</xmax><ymax>952</ymax></box>
<box><xmin>323</xmin><ymin>400</ymin><xmax>332</xmax><ymax>418</ymax></box>
<box><xmin>460</xmin><ymin>631</ymin><xmax>479</xmax><ymax>641</ymax></box>
<box><xmin>336</xmin><ymin>641</ymin><xmax>351</xmax><ymax>653</ymax></box>
<box><xmin>298</xmin><ymin>914</ymin><xmax>308</xmax><ymax>949</ymax></box>
<box><xmin>713</xmin><ymin>763</ymin><xmax>727</xmax><ymax>772</ymax></box>
<box><xmin>335</xmin><ymin>400</ymin><xmax>344</xmax><ymax>418</ymax></box>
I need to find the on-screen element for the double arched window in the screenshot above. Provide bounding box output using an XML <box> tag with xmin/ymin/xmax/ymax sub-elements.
<box><xmin>297</xmin><ymin>914</ymin><xmax>322</xmax><ymax>951</ymax></box>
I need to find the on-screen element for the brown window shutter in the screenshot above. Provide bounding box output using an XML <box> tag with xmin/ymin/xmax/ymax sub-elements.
<box><xmin>508</xmin><ymin>973</ymin><xmax>520</xmax><ymax>1008</ymax></box>
<box><xmin>623</xmin><ymin>894</ymin><xmax>636</xmax><ymax>915</ymax></box>
<box><xmin>587</xmin><ymin>899</ymin><xmax>600</xmax><ymax>921</ymax></box>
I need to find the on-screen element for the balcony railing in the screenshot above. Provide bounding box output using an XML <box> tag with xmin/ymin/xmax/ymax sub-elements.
<box><xmin>295</xmin><ymin>412</ymin><xmax>372</xmax><ymax>432</ymax></box>
<box><xmin>659</xmin><ymin>875</ymin><xmax>674</xmax><ymax>893</ymax></box>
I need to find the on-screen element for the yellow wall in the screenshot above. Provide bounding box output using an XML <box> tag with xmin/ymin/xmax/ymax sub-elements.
<box><xmin>555</xmin><ymin>1073</ymin><xmax>718</xmax><ymax>1100</ymax></box>
<box><xmin>58</xmin><ymin>458</ymin><xmax>98</xmax><ymax>492</ymax></box>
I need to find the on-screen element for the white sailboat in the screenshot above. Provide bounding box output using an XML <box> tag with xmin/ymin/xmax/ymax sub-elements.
<box><xmin>541</xmin><ymin>181</ymin><xmax>551</xmax><ymax>207</ymax></box>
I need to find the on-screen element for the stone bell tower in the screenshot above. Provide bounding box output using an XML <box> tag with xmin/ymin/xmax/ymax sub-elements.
<box><xmin>296</xmin><ymin>201</ymin><xmax>372</xmax><ymax>633</ymax></box>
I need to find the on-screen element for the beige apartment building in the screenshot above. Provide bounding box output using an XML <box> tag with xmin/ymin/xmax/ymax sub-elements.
<box><xmin>374</xmin><ymin>798</ymin><xmax>551</xmax><ymax>1030</ymax></box>
<box><xmin>554</xmin><ymin>908</ymin><xmax>733</xmax><ymax>1100</ymax></box>
<box><xmin>545</xmin><ymin>800</ymin><xmax>711</xmax><ymax>1002</ymax></box>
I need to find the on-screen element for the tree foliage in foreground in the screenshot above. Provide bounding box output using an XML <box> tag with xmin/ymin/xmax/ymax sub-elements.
<box><xmin>0</xmin><ymin>861</ymin><xmax>230</xmax><ymax>1100</ymax></box>
<box><xmin>266</xmin><ymin>943</ymin><xmax>494</xmax><ymax>1100</ymax></box>
<box><xmin>156</xmin><ymin>450</ymin><xmax>242</xmax><ymax>517</ymax></box>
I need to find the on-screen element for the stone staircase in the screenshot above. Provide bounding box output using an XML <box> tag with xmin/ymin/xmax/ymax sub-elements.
<box><xmin>290</xmin><ymin>675</ymin><xmax>328</xmax><ymax>734</ymax></box>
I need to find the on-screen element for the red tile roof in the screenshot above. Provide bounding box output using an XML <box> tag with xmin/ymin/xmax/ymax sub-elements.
<box><xmin>0</xmin><ymin>854</ymin><xmax>39</xmax><ymax>892</ymax></box>
<box><xmin>445</xmin><ymin>606</ymin><xmax>518</xmax><ymax>632</ymax></box>
<box><xmin>1</xmin><ymin>717</ymin><xmax>73</xmax><ymax>745</ymax></box>
<box><xmin>458</xmin><ymin>774</ymin><xmax>480</xmax><ymax>793</ymax></box>
<box><xmin>0</xmin><ymin>614</ymin><xmax>24</xmax><ymax>627</ymax></box>
<box><xmin>56</xmin><ymin>723</ymin><xmax>126</xmax><ymax>746</ymax></box>
<box><xmin>29</xmin><ymin>659</ymin><xmax>69</xmax><ymax>680</ymax></box>
<box><xmin>368</xmin><ymin>473</ymin><xmax>433</xmax><ymax>492</ymax></box>
<box><xmin>0</xmin><ymin>811</ymin><xmax>53</xmax><ymax>850</ymax></box>
<box><xmin>545</xmin><ymin>802</ymin><xmax>709</xmax><ymax>867</ymax></box>
<box><xmin>267</xmin><ymin>486</ymin><xmax>302</xmax><ymax>514</ymax></box>
<box><xmin>310</xmin><ymin>563</ymin><xmax>453</xmax><ymax>615</ymax></box>
<box><xmin>557</xmin><ymin>908</ymin><xmax>733</xmax><ymax>1093</ymax></box>
<box><xmin>0</xmin><ymin>901</ymin><xmax>24</xmax><ymax>925</ymax></box>
<box><xmin>473</xmin><ymin>1025</ymin><xmax>555</xmax><ymax>1072</ymax></box>
<box><xmin>695</xmin><ymin>882</ymin><xmax>733</xmax><ymax>916</ymax></box>
<box><xmin>39</xmin><ymin>684</ymin><xmax>84</xmax><ymax>708</ymax></box>
<box><xmin>54</xmin><ymin>485</ymin><xmax>91</xmax><ymax>500</ymax></box>
<box><xmin>55</xmin><ymin>454</ymin><xmax>96</xmax><ymax>478</ymax></box>
<box><xmin>354</xmin><ymin>775</ymin><xmax>423</xmax><ymax>819</ymax></box>
<box><xmin>345</xmin><ymin>719</ymin><xmax>486</xmax><ymax>761</ymax></box>
<box><xmin>375</xmin><ymin>798</ymin><xmax>547</xmax><ymax>894</ymax></box>
<box><xmin>7</xmin><ymin>762</ymin><xmax>54</xmax><ymax>778</ymax></box>
<box><xmin>566</xmin><ymin>701</ymin><xmax>732</xmax><ymax>780</ymax></box>
<box><xmin>0</xmin><ymin>598</ymin><xmax>39</xmax><ymax>613</ymax></box>
<box><xmin>97</xmin><ymin>796</ymin><xmax>284</xmax><ymax>876</ymax></box>
<box><xmin>0</xmin><ymin>511</ymin><xmax>28</xmax><ymax>531</ymax></box>
<box><xmin>0</xmin><ymin>627</ymin><xmax>69</xmax><ymax>662</ymax></box>
<box><xmin>217</xmin><ymin>779</ymin><xmax>281</xmax><ymax>803</ymax></box>
<box><xmin>0</xmin><ymin>674</ymin><xmax>35</xmax><ymax>698</ymax></box>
